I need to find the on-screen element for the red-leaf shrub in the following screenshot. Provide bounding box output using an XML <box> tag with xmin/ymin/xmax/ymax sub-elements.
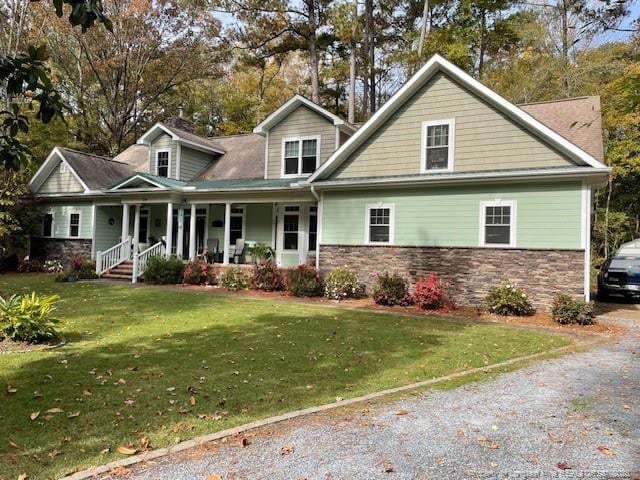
<box><xmin>183</xmin><ymin>259</ymin><xmax>215</xmax><ymax>285</ymax></box>
<box><xmin>251</xmin><ymin>261</ymin><xmax>285</xmax><ymax>291</ymax></box>
<box><xmin>286</xmin><ymin>264</ymin><xmax>323</xmax><ymax>297</ymax></box>
<box><xmin>411</xmin><ymin>273</ymin><xmax>453</xmax><ymax>311</ymax></box>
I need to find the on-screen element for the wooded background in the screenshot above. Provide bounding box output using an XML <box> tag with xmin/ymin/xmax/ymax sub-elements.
<box><xmin>1</xmin><ymin>0</ymin><xmax>638</xmax><ymax>263</ymax></box>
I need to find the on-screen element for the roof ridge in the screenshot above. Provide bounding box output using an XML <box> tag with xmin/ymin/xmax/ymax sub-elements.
<box><xmin>59</xmin><ymin>147</ymin><xmax>130</xmax><ymax>165</ymax></box>
<box><xmin>517</xmin><ymin>96</ymin><xmax>596</xmax><ymax>106</ymax></box>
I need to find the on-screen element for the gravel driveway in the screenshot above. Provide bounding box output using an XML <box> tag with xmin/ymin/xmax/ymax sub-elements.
<box><xmin>110</xmin><ymin>312</ymin><xmax>639</xmax><ymax>480</ymax></box>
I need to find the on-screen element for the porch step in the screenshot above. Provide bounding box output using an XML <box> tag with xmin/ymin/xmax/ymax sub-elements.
<box><xmin>102</xmin><ymin>261</ymin><xmax>135</xmax><ymax>280</ymax></box>
<box><xmin>102</xmin><ymin>273</ymin><xmax>133</xmax><ymax>280</ymax></box>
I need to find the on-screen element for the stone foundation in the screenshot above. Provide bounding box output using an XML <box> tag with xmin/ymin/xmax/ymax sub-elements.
<box><xmin>319</xmin><ymin>245</ymin><xmax>584</xmax><ymax>310</ymax></box>
<box><xmin>30</xmin><ymin>238</ymin><xmax>92</xmax><ymax>268</ymax></box>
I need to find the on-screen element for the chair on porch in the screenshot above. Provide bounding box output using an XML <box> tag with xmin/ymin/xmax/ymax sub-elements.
<box><xmin>203</xmin><ymin>238</ymin><xmax>220</xmax><ymax>263</ymax></box>
<box><xmin>233</xmin><ymin>239</ymin><xmax>245</xmax><ymax>264</ymax></box>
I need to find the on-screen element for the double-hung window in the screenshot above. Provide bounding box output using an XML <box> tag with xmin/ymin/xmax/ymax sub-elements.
<box><xmin>480</xmin><ymin>201</ymin><xmax>516</xmax><ymax>247</ymax></box>
<box><xmin>422</xmin><ymin>119</ymin><xmax>454</xmax><ymax>172</ymax></box>
<box><xmin>229</xmin><ymin>207</ymin><xmax>245</xmax><ymax>246</ymax></box>
<box><xmin>42</xmin><ymin>213</ymin><xmax>54</xmax><ymax>237</ymax></box>
<box><xmin>69</xmin><ymin>212</ymin><xmax>80</xmax><ymax>238</ymax></box>
<box><xmin>366</xmin><ymin>204</ymin><xmax>394</xmax><ymax>244</ymax></box>
<box><xmin>282</xmin><ymin>136</ymin><xmax>320</xmax><ymax>176</ymax></box>
<box><xmin>156</xmin><ymin>150</ymin><xmax>170</xmax><ymax>178</ymax></box>
<box><xmin>283</xmin><ymin>206</ymin><xmax>300</xmax><ymax>250</ymax></box>
<box><xmin>308</xmin><ymin>206</ymin><xmax>318</xmax><ymax>252</ymax></box>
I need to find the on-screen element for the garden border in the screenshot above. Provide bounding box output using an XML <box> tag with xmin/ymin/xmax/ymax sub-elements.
<box><xmin>59</xmin><ymin>340</ymin><xmax>595</xmax><ymax>480</ymax></box>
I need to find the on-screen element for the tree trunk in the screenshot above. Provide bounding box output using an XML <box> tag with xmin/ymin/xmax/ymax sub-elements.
<box><xmin>365</xmin><ymin>0</ymin><xmax>375</xmax><ymax>114</ymax></box>
<box><xmin>307</xmin><ymin>0</ymin><xmax>321</xmax><ymax>103</ymax></box>
<box><xmin>347</xmin><ymin>0</ymin><xmax>357</xmax><ymax>124</ymax></box>
<box><xmin>478</xmin><ymin>10</ymin><xmax>486</xmax><ymax>79</ymax></box>
<box><xmin>560</xmin><ymin>0</ymin><xmax>570</xmax><ymax>95</ymax></box>
<box><xmin>417</xmin><ymin>0</ymin><xmax>430</xmax><ymax>67</ymax></box>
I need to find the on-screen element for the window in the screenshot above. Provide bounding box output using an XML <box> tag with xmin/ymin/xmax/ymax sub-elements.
<box><xmin>282</xmin><ymin>136</ymin><xmax>320</xmax><ymax>177</ymax></box>
<box><xmin>60</xmin><ymin>162</ymin><xmax>67</xmax><ymax>173</ymax></box>
<box><xmin>138</xmin><ymin>209</ymin><xmax>149</xmax><ymax>244</ymax></box>
<box><xmin>480</xmin><ymin>201</ymin><xmax>516</xmax><ymax>247</ymax></box>
<box><xmin>283</xmin><ymin>206</ymin><xmax>300</xmax><ymax>250</ymax></box>
<box><xmin>156</xmin><ymin>150</ymin><xmax>170</xmax><ymax>177</ymax></box>
<box><xmin>229</xmin><ymin>207</ymin><xmax>245</xmax><ymax>245</ymax></box>
<box><xmin>422</xmin><ymin>119</ymin><xmax>454</xmax><ymax>172</ymax></box>
<box><xmin>69</xmin><ymin>212</ymin><xmax>80</xmax><ymax>238</ymax></box>
<box><xmin>42</xmin><ymin>213</ymin><xmax>53</xmax><ymax>237</ymax></box>
<box><xmin>366</xmin><ymin>204</ymin><xmax>394</xmax><ymax>244</ymax></box>
<box><xmin>308</xmin><ymin>206</ymin><xmax>318</xmax><ymax>251</ymax></box>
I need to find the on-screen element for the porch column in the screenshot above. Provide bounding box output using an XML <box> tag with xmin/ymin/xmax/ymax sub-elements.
<box><xmin>188</xmin><ymin>203</ymin><xmax>197</xmax><ymax>260</ymax></box>
<box><xmin>121</xmin><ymin>204</ymin><xmax>129</xmax><ymax>242</ymax></box>
<box><xmin>132</xmin><ymin>204</ymin><xmax>141</xmax><ymax>254</ymax></box>
<box><xmin>223</xmin><ymin>202</ymin><xmax>231</xmax><ymax>264</ymax></box>
<box><xmin>165</xmin><ymin>202</ymin><xmax>173</xmax><ymax>257</ymax></box>
<box><xmin>176</xmin><ymin>207</ymin><xmax>185</xmax><ymax>259</ymax></box>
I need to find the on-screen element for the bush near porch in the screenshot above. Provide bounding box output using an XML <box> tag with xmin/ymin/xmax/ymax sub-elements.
<box><xmin>0</xmin><ymin>274</ymin><xmax>569</xmax><ymax>480</ymax></box>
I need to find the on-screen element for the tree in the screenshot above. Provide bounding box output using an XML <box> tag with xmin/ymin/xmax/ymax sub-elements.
<box><xmin>0</xmin><ymin>0</ymin><xmax>112</xmax><ymax>169</ymax></box>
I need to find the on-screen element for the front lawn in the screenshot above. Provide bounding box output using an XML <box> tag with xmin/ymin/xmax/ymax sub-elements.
<box><xmin>0</xmin><ymin>274</ymin><xmax>569</xmax><ymax>479</ymax></box>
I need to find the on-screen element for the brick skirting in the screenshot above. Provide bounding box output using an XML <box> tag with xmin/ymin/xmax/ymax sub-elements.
<box><xmin>30</xmin><ymin>238</ymin><xmax>92</xmax><ymax>268</ymax></box>
<box><xmin>319</xmin><ymin>245</ymin><xmax>584</xmax><ymax>310</ymax></box>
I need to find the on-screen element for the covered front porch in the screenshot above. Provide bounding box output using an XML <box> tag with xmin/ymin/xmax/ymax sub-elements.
<box><xmin>94</xmin><ymin>198</ymin><xmax>318</xmax><ymax>281</ymax></box>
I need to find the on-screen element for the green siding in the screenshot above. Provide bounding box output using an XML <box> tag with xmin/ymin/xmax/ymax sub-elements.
<box><xmin>149</xmin><ymin>133</ymin><xmax>178</xmax><ymax>179</ymax></box>
<box><xmin>94</xmin><ymin>206</ymin><xmax>122</xmax><ymax>252</ymax></box>
<box><xmin>207</xmin><ymin>204</ymin><xmax>274</xmax><ymax>247</ymax></box>
<box><xmin>321</xmin><ymin>182</ymin><xmax>582</xmax><ymax>249</ymax></box>
<box><xmin>279</xmin><ymin>253</ymin><xmax>300</xmax><ymax>267</ymax></box>
<box><xmin>41</xmin><ymin>203</ymin><xmax>93</xmax><ymax>239</ymax></box>
<box><xmin>38</xmin><ymin>160</ymin><xmax>84</xmax><ymax>193</ymax></box>
<box><xmin>180</xmin><ymin>146</ymin><xmax>212</xmax><ymax>181</ymax></box>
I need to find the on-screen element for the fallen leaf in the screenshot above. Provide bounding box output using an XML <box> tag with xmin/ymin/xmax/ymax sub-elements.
<box><xmin>597</xmin><ymin>445</ymin><xmax>615</xmax><ymax>456</ymax></box>
<box><xmin>48</xmin><ymin>449</ymin><xmax>61</xmax><ymax>458</ymax></box>
<box><xmin>6</xmin><ymin>385</ymin><xmax>17</xmax><ymax>394</ymax></box>
<box><xmin>110</xmin><ymin>466</ymin><xmax>132</xmax><ymax>477</ymax></box>
<box><xmin>623</xmin><ymin>404</ymin><xmax>631</xmax><ymax>410</ymax></box>
<box><xmin>395</xmin><ymin>408</ymin><xmax>409</xmax><ymax>416</ymax></box>
<box><xmin>190</xmin><ymin>396</ymin><xmax>196</xmax><ymax>406</ymax></box>
<box><xmin>280</xmin><ymin>444</ymin><xmax>295</xmax><ymax>456</ymax></box>
<box><xmin>100</xmin><ymin>448</ymin><xmax>110</xmax><ymax>454</ymax></box>
<box><xmin>82</xmin><ymin>390</ymin><xmax>92</xmax><ymax>396</ymax></box>
<box><xmin>556</xmin><ymin>462</ymin><xmax>571</xmax><ymax>470</ymax></box>
<box><xmin>139</xmin><ymin>437</ymin><xmax>151</xmax><ymax>450</ymax></box>
<box><xmin>9</xmin><ymin>440</ymin><xmax>23</xmax><ymax>450</ymax></box>
<box><xmin>17</xmin><ymin>474</ymin><xmax>28</xmax><ymax>480</ymax></box>
<box><xmin>241</xmin><ymin>437</ymin><xmax>251</xmax><ymax>447</ymax></box>
<box><xmin>166</xmin><ymin>387</ymin><xmax>176</xmax><ymax>392</ymax></box>
<box><xmin>206</xmin><ymin>475</ymin><xmax>222</xmax><ymax>480</ymax></box>
<box><xmin>382</xmin><ymin>462</ymin><xmax>394</xmax><ymax>473</ymax></box>
<box><xmin>30</xmin><ymin>411</ymin><xmax>40</xmax><ymax>421</ymax></box>
<box><xmin>45</xmin><ymin>408</ymin><xmax>64</xmax><ymax>414</ymax></box>
<box><xmin>117</xmin><ymin>446</ymin><xmax>138</xmax><ymax>455</ymax></box>
<box><xmin>67</xmin><ymin>411</ymin><xmax>80</xmax><ymax>418</ymax></box>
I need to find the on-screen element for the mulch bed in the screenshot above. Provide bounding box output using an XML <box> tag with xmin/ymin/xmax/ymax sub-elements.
<box><xmin>175</xmin><ymin>284</ymin><xmax>628</xmax><ymax>338</ymax></box>
<box><xmin>0</xmin><ymin>337</ymin><xmax>66</xmax><ymax>354</ymax></box>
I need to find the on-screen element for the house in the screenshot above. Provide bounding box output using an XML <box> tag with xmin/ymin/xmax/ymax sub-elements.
<box><xmin>28</xmin><ymin>55</ymin><xmax>610</xmax><ymax>308</ymax></box>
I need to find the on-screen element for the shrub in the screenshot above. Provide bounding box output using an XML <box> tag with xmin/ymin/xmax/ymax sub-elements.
<box><xmin>324</xmin><ymin>266</ymin><xmax>364</xmax><ymax>300</ymax></box>
<box><xmin>412</xmin><ymin>273</ymin><xmax>453</xmax><ymax>311</ymax></box>
<box><xmin>17</xmin><ymin>259</ymin><xmax>43</xmax><ymax>273</ymax></box>
<box><xmin>0</xmin><ymin>293</ymin><xmax>61</xmax><ymax>343</ymax></box>
<box><xmin>183</xmin><ymin>259</ymin><xmax>210</xmax><ymax>285</ymax></box>
<box><xmin>55</xmin><ymin>271</ymin><xmax>78</xmax><ymax>283</ymax></box>
<box><xmin>69</xmin><ymin>254</ymin><xmax>88</xmax><ymax>272</ymax></box>
<box><xmin>247</xmin><ymin>243</ymin><xmax>275</xmax><ymax>264</ymax></box>
<box><xmin>43</xmin><ymin>259</ymin><xmax>64</xmax><ymax>273</ymax></box>
<box><xmin>372</xmin><ymin>272</ymin><xmax>410</xmax><ymax>306</ymax></box>
<box><xmin>143</xmin><ymin>255</ymin><xmax>185</xmax><ymax>284</ymax></box>
<box><xmin>251</xmin><ymin>261</ymin><xmax>285</xmax><ymax>291</ymax></box>
<box><xmin>286</xmin><ymin>264</ymin><xmax>323</xmax><ymax>297</ymax></box>
<box><xmin>486</xmin><ymin>282</ymin><xmax>534</xmax><ymax>316</ymax></box>
<box><xmin>551</xmin><ymin>294</ymin><xmax>596</xmax><ymax>325</ymax></box>
<box><xmin>76</xmin><ymin>261</ymin><xmax>98</xmax><ymax>279</ymax></box>
<box><xmin>219</xmin><ymin>267</ymin><xmax>250</xmax><ymax>291</ymax></box>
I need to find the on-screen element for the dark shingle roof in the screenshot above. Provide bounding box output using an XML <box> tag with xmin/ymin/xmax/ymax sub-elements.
<box><xmin>196</xmin><ymin>134</ymin><xmax>265</xmax><ymax>180</ymax></box>
<box><xmin>113</xmin><ymin>144</ymin><xmax>150</xmax><ymax>172</ymax></box>
<box><xmin>161</xmin><ymin>124</ymin><xmax>226</xmax><ymax>153</ymax></box>
<box><xmin>519</xmin><ymin>96</ymin><xmax>604</xmax><ymax>161</ymax></box>
<box><xmin>59</xmin><ymin>148</ymin><xmax>133</xmax><ymax>190</ymax></box>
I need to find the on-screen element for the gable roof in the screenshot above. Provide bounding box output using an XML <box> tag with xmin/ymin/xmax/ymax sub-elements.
<box><xmin>29</xmin><ymin>147</ymin><xmax>134</xmax><ymax>193</ymax></box>
<box><xmin>114</xmin><ymin>144</ymin><xmax>150</xmax><ymax>172</ymax></box>
<box><xmin>110</xmin><ymin>172</ymin><xmax>187</xmax><ymax>190</ymax></box>
<box><xmin>519</xmin><ymin>97</ymin><xmax>604</xmax><ymax>162</ymax></box>
<box><xmin>137</xmin><ymin>122</ymin><xmax>226</xmax><ymax>155</ymax></box>
<box><xmin>253</xmin><ymin>95</ymin><xmax>356</xmax><ymax>136</ymax></box>
<box><xmin>308</xmin><ymin>55</ymin><xmax>608</xmax><ymax>182</ymax></box>
<box><xmin>196</xmin><ymin>134</ymin><xmax>265</xmax><ymax>181</ymax></box>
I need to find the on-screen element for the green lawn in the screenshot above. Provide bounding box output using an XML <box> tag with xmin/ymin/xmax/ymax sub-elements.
<box><xmin>0</xmin><ymin>274</ymin><xmax>569</xmax><ymax>479</ymax></box>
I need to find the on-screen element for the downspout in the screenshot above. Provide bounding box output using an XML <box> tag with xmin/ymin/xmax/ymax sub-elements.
<box><xmin>310</xmin><ymin>185</ymin><xmax>321</xmax><ymax>270</ymax></box>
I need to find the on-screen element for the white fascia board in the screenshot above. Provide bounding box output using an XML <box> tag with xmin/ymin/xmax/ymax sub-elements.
<box><xmin>308</xmin><ymin>54</ymin><xmax>607</xmax><ymax>182</ymax></box>
<box><xmin>110</xmin><ymin>174</ymin><xmax>169</xmax><ymax>191</ymax></box>
<box><xmin>29</xmin><ymin>147</ymin><xmax>90</xmax><ymax>193</ymax></box>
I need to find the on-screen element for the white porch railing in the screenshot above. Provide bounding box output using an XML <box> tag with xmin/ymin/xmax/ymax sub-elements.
<box><xmin>132</xmin><ymin>241</ymin><xmax>165</xmax><ymax>283</ymax></box>
<box><xmin>96</xmin><ymin>236</ymin><xmax>131</xmax><ymax>276</ymax></box>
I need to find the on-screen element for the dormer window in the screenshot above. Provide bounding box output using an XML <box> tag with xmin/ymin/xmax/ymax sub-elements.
<box><xmin>421</xmin><ymin>119</ymin><xmax>454</xmax><ymax>173</ymax></box>
<box><xmin>156</xmin><ymin>150</ymin><xmax>170</xmax><ymax>177</ymax></box>
<box><xmin>282</xmin><ymin>136</ymin><xmax>320</xmax><ymax>177</ymax></box>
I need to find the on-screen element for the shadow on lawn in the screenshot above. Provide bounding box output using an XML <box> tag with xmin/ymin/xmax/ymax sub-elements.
<box><xmin>1</xmin><ymin>308</ymin><xmax>463</xmax><ymax>479</ymax></box>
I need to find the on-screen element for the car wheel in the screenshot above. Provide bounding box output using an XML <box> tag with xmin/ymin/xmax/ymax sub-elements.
<box><xmin>597</xmin><ymin>288</ymin><xmax>610</xmax><ymax>302</ymax></box>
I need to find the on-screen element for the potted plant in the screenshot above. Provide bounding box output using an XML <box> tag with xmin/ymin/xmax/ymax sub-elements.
<box><xmin>247</xmin><ymin>242</ymin><xmax>274</xmax><ymax>264</ymax></box>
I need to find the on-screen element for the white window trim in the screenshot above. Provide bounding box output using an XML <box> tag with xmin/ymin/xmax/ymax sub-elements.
<box><xmin>42</xmin><ymin>211</ymin><xmax>55</xmax><ymax>238</ymax></box>
<box><xmin>68</xmin><ymin>210</ymin><xmax>82</xmax><ymax>238</ymax></box>
<box><xmin>281</xmin><ymin>135</ymin><xmax>321</xmax><ymax>178</ymax></box>
<box><xmin>281</xmin><ymin>204</ymin><xmax>301</xmax><ymax>252</ymax></box>
<box><xmin>308</xmin><ymin>205</ymin><xmax>318</xmax><ymax>253</ymax></box>
<box><xmin>59</xmin><ymin>162</ymin><xmax>68</xmax><ymax>173</ymax></box>
<box><xmin>155</xmin><ymin>148</ymin><xmax>172</xmax><ymax>178</ymax></box>
<box><xmin>365</xmin><ymin>203</ymin><xmax>395</xmax><ymax>245</ymax></box>
<box><xmin>421</xmin><ymin>118</ymin><xmax>455</xmax><ymax>174</ymax></box>
<box><xmin>229</xmin><ymin>205</ymin><xmax>246</xmax><ymax>247</ymax></box>
<box><xmin>479</xmin><ymin>200</ymin><xmax>517</xmax><ymax>248</ymax></box>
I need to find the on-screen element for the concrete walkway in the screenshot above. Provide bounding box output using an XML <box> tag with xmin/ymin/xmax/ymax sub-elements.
<box><xmin>105</xmin><ymin>308</ymin><xmax>640</xmax><ymax>480</ymax></box>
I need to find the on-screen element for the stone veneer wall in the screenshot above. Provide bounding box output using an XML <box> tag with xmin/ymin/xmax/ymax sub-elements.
<box><xmin>30</xmin><ymin>238</ymin><xmax>92</xmax><ymax>268</ymax></box>
<box><xmin>319</xmin><ymin>245</ymin><xmax>584</xmax><ymax>310</ymax></box>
